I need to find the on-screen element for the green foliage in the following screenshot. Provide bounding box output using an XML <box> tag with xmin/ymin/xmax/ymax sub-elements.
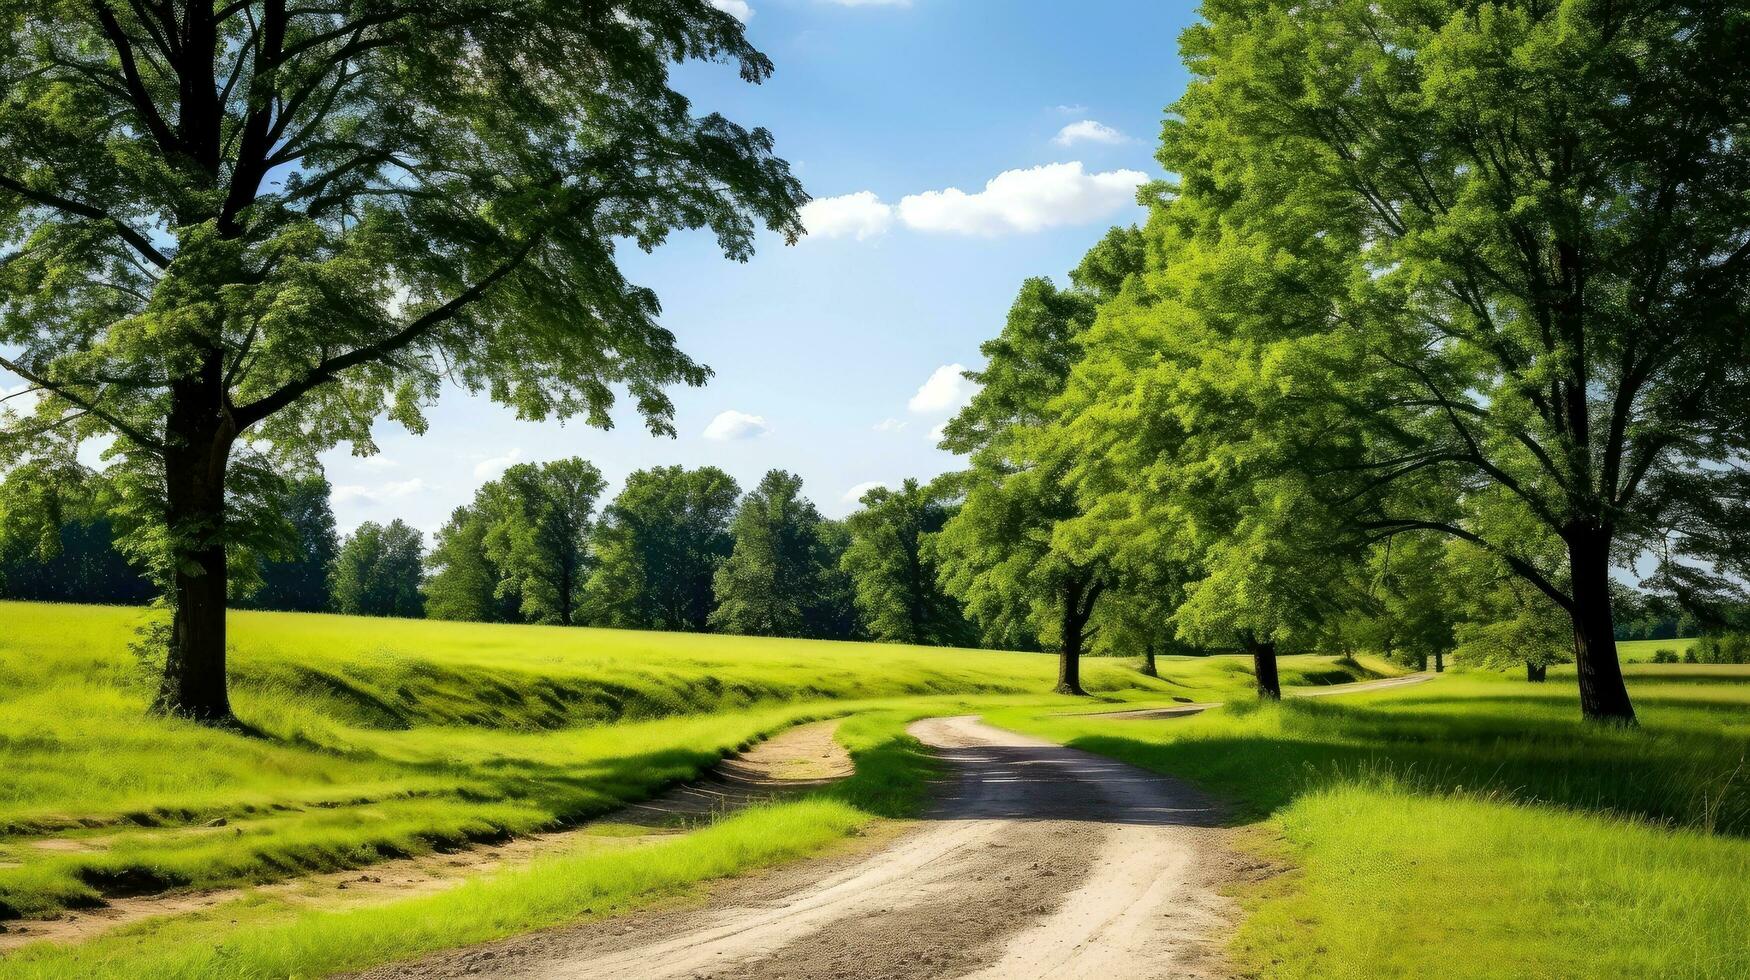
<box><xmin>477</xmin><ymin>459</ymin><xmax>606</xmax><ymax>626</ymax></box>
<box><xmin>331</xmin><ymin>520</ymin><xmax>425</xmax><ymax>618</ymax></box>
<box><xmin>710</xmin><ymin>470</ymin><xmax>842</xmax><ymax>638</ymax></box>
<box><xmin>840</xmin><ymin>479</ymin><xmax>973</xmax><ymax>646</ymax></box>
<box><xmin>583</xmin><ymin>465</ymin><xmax>739</xmax><ymax>632</ymax></box>
<box><xmin>236</xmin><ymin>475</ymin><xmax>337</xmax><ymax>613</ymax></box>
<box><xmin>1690</xmin><ymin>635</ymin><xmax>1750</xmax><ymax>666</ymax></box>
<box><xmin>1134</xmin><ymin>0</ymin><xmax>1750</xmax><ymax>720</ymax></box>
<box><xmin>934</xmin><ymin>231</ymin><xmax>1148</xmax><ymax>675</ymax></box>
<box><xmin>423</xmin><ymin>505</ymin><xmax>519</xmax><ymax>624</ymax></box>
<box><xmin>0</xmin><ymin>0</ymin><xmax>808</xmax><ymax>715</ymax></box>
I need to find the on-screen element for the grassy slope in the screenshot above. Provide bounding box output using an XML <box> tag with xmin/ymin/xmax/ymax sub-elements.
<box><xmin>992</xmin><ymin>667</ymin><xmax>1750</xmax><ymax>978</ymax></box>
<box><xmin>0</xmin><ymin>601</ymin><xmax>1375</xmax><ymax>926</ymax></box>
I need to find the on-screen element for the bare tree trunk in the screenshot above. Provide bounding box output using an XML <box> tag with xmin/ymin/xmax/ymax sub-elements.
<box><xmin>1567</xmin><ymin>525</ymin><xmax>1636</xmax><ymax>724</ymax></box>
<box><xmin>1433</xmin><ymin>650</ymin><xmax>1444</xmax><ymax>673</ymax></box>
<box><xmin>154</xmin><ymin>374</ymin><xmax>237</xmax><ymax>723</ymax></box>
<box><xmin>1247</xmin><ymin>634</ymin><xmax>1281</xmax><ymax>700</ymax></box>
<box><xmin>1140</xmin><ymin>641</ymin><xmax>1158</xmax><ymax>678</ymax></box>
<box><xmin>1526</xmin><ymin>662</ymin><xmax>1547</xmax><ymax>682</ymax></box>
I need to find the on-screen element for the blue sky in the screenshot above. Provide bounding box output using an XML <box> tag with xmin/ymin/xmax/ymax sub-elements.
<box><xmin>15</xmin><ymin>1</ymin><xmax>1203</xmax><ymax>536</ymax></box>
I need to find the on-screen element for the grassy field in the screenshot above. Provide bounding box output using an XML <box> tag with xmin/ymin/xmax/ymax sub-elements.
<box><xmin>0</xmin><ymin>598</ymin><xmax>1389</xmax><ymax>978</ymax></box>
<box><xmin>3</xmin><ymin>600</ymin><xmax>1742</xmax><ymax>978</ymax></box>
<box><xmin>991</xmin><ymin>665</ymin><xmax>1750</xmax><ymax>978</ymax></box>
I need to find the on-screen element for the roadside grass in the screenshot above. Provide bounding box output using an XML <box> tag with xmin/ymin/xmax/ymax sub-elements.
<box><xmin>0</xmin><ymin>697</ymin><xmax>1007</xmax><ymax>980</ymax></box>
<box><xmin>991</xmin><ymin>669</ymin><xmax>1750</xmax><ymax>977</ymax></box>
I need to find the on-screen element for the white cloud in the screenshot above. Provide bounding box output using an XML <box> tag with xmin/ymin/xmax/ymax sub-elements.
<box><xmin>927</xmin><ymin>420</ymin><xmax>949</xmax><ymax>445</ymax></box>
<box><xmin>872</xmin><ymin>417</ymin><xmax>908</xmax><ymax>432</ymax></box>
<box><xmin>898</xmin><ymin>162</ymin><xmax>1147</xmax><ymax>236</ymax></box>
<box><xmin>842</xmin><ymin>481</ymin><xmax>888</xmax><ymax>504</ymax></box>
<box><xmin>1053</xmin><ymin>119</ymin><xmax>1129</xmax><ymax>146</ymax></box>
<box><xmin>702</xmin><ymin>409</ymin><xmax>770</xmax><ymax>441</ymax></box>
<box><xmin>1052</xmin><ymin>103</ymin><xmax>1089</xmax><ymax>115</ymax></box>
<box><xmin>908</xmin><ymin>364</ymin><xmax>974</xmax><ymax>414</ymax></box>
<box><xmin>800</xmin><ymin>191</ymin><xmax>894</xmax><ymax>241</ymax></box>
<box><xmin>356</xmin><ymin>456</ymin><xmax>400</xmax><ymax>470</ymax></box>
<box><xmin>333</xmin><ymin>478</ymin><xmax>427</xmax><ymax>505</ymax></box>
<box><xmin>710</xmin><ymin>0</ymin><xmax>753</xmax><ymax>21</ymax></box>
<box><xmin>473</xmin><ymin>448</ymin><xmax>523</xmax><ymax>479</ymax></box>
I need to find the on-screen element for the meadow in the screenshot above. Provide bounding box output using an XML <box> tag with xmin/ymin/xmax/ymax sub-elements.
<box><xmin>2</xmin><ymin>600</ymin><xmax>1745</xmax><ymax>979</ymax></box>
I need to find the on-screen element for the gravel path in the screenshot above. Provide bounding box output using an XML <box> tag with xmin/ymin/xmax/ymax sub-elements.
<box><xmin>363</xmin><ymin>716</ymin><xmax>1242</xmax><ymax>980</ymax></box>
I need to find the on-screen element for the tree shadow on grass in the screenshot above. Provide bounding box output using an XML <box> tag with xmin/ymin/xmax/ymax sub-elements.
<box><xmin>1060</xmin><ymin>697</ymin><xmax>1750</xmax><ymax>836</ymax></box>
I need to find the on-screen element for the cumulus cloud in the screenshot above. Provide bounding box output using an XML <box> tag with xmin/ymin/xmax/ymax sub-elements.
<box><xmin>842</xmin><ymin>481</ymin><xmax>888</xmax><ymax>504</ymax></box>
<box><xmin>872</xmin><ymin>417</ymin><xmax>908</xmax><ymax>432</ymax></box>
<box><xmin>710</xmin><ymin>0</ymin><xmax>753</xmax><ymax>21</ymax></box>
<box><xmin>898</xmin><ymin>162</ymin><xmax>1147</xmax><ymax>236</ymax></box>
<box><xmin>927</xmin><ymin>420</ymin><xmax>949</xmax><ymax>445</ymax></box>
<box><xmin>703</xmin><ymin>410</ymin><xmax>771</xmax><ymax>441</ymax></box>
<box><xmin>473</xmin><ymin>448</ymin><xmax>523</xmax><ymax>479</ymax></box>
<box><xmin>908</xmin><ymin>364</ymin><xmax>975</xmax><ymax>414</ymax></box>
<box><xmin>333</xmin><ymin>478</ymin><xmax>427</xmax><ymax>505</ymax></box>
<box><xmin>1053</xmin><ymin>119</ymin><xmax>1128</xmax><ymax>146</ymax></box>
<box><xmin>800</xmin><ymin>191</ymin><xmax>894</xmax><ymax>240</ymax></box>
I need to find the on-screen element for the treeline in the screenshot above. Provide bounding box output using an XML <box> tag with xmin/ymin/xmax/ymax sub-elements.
<box><xmin>0</xmin><ymin>462</ymin><xmax>977</xmax><ymax>648</ymax></box>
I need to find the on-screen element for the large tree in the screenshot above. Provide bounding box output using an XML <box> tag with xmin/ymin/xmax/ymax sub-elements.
<box><xmin>478</xmin><ymin>458</ymin><xmax>604</xmax><ymax>626</ymax></box>
<box><xmin>935</xmin><ymin>227</ymin><xmax>1144</xmax><ymax>694</ymax></box>
<box><xmin>840</xmin><ymin>478</ymin><xmax>972</xmax><ymax>646</ymax></box>
<box><xmin>583</xmin><ymin>465</ymin><xmax>738</xmax><ymax>632</ymax></box>
<box><xmin>1159</xmin><ymin>0</ymin><xmax>1750</xmax><ymax>722</ymax></box>
<box><xmin>709</xmin><ymin>469</ymin><xmax>834</xmax><ymax>638</ymax></box>
<box><xmin>0</xmin><ymin>0</ymin><xmax>806</xmax><ymax>721</ymax></box>
<box><xmin>332</xmin><ymin>519</ymin><xmax>424</xmax><ymax>618</ymax></box>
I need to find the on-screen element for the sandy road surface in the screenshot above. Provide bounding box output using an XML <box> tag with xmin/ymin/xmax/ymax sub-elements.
<box><xmin>362</xmin><ymin>716</ymin><xmax>1240</xmax><ymax>980</ymax></box>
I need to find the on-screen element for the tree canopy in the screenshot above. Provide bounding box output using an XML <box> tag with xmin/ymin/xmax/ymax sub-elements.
<box><xmin>840</xmin><ymin>478</ymin><xmax>973</xmax><ymax>647</ymax></box>
<box><xmin>0</xmin><ymin>0</ymin><xmax>807</xmax><ymax>720</ymax></box>
<box><xmin>332</xmin><ymin>519</ymin><xmax>424</xmax><ymax>618</ymax></box>
<box><xmin>710</xmin><ymin>469</ymin><xmax>834</xmax><ymax>638</ymax></box>
<box><xmin>584</xmin><ymin>465</ymin><xmax>739</xmax><ymax>632</ymax></box>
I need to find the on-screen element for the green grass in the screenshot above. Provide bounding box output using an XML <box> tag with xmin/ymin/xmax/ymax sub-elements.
<box><xmin>0</xmin><ymin>700</ymin><xmax>986</xmax><ymax>980</ymax></box>
<box><xmin>1617</xmin><ymin>636</ymin><xmax>1701</xmax><ymax>661</ymax></box>
<box><xmin>2</xmin><ymin>600</ymin><xmax>1371</xmax><ymax>926</ymax></box>
<box><xmin>14</xmin><ymin>599</ymin><xmax>1739</xmax><ymax>978</ymax></box>
<box><xmin>992</xmin><ymin>669</ymin><xmax>1750</xmax><ymax>978</ymax></box>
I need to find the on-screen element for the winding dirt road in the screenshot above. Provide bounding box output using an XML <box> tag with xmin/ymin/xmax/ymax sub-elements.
<box><xmin>362</xmin><ymin>716</ymin><xmax>1241</xmax><ymax>980</ymax></box>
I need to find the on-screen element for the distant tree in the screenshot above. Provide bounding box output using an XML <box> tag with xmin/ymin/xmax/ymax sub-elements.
<box><xmin>710</xmin><ymin>470</ymin><xmax>832</xmax><ymax>638</ymax></box>
<box><xmin>239</xmin><ymin>476</ymin><xmax>337</xmax><ymax>613</ymax></box>
<box><xmin>583</xmin><ymin>466</ymin><xmax>739</xmax><ymax>631</ymax></box>
<box><xmin>807</xmin><ymin>517</ymin><xmax>863</xmax><ymax>641</ymax></box>
<box><xmin>1342</xmin><ymin>534</ymin><xmax>1460</xmax><ymax>672</ymax></box>
<box><xmin>332</xmin><ymin>521</ymin><xmax>425</xmax><ymax>618</ymax></box>
<box><xmin>935</xmin><ymin>228</ymin><xmax>1144</xmax><ymax>694</ymax></box>
<box><xmin>1447</xmin><ymin>492</ymin><xmax>1573</xmax><ymax>682</ymax></box>
<box><xmin>477</xmin><ymin>459</ymin><xmax>605</xmax><ymax>626</ymax></box>
<box><xmin>0</xmin><ymin>460</ymin><xmax>154</xmax><ymax>604</ymax></box>
<box><xmin>423</xmin><ymin>505</ymin><xmax>518</xmax><ymax>623</ymax></box>
<box><xmin>841</xmin><ymin>479</ymin><xmax>973</xmax><ymax>646</ymax></box>
<box><xmin>0</xmin><ymin>0</ymin><xmax>806</xmax><ymax>721</ymax></box>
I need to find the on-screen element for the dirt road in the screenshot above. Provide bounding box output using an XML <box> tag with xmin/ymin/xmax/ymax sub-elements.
<box><xmin>362</xmin><ymin>716</ymin><xmax>1240</xmax><ymax>980</ymax></box>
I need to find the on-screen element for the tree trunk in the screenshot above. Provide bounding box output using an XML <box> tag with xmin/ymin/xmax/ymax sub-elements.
<box><xmin>1526</xmin><ymin>662</ymin><xmax>1547</xmax><ymax>683</ymax></box>
<box><xmin>1247</xmin><ymin>635</ymin><xmax>1281</xmax><ymax>700</ymax></box>
<box><xmin>1433</xmin><ymin>650</ymin><xmax>1444</xmax><ymax>673</ymax></box>
<box><xmin>1140</xmin><ymin>641</ymin><xmax>1158</xmax><ymax>678</ymax></box>
<box><xmin>1567</xmin><ymin>525</ymin><xmax>1636</xmax><ymax>724</ymax></box>
<box><xmin>155</xmin><ymin>379</ymin><xmax>237</xmax><ymax>723</ymax></box>
<box><xmin>1055</xmin><ymin>579</ymin><xmax>1091</xmax><ymax>696</ymax></box>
